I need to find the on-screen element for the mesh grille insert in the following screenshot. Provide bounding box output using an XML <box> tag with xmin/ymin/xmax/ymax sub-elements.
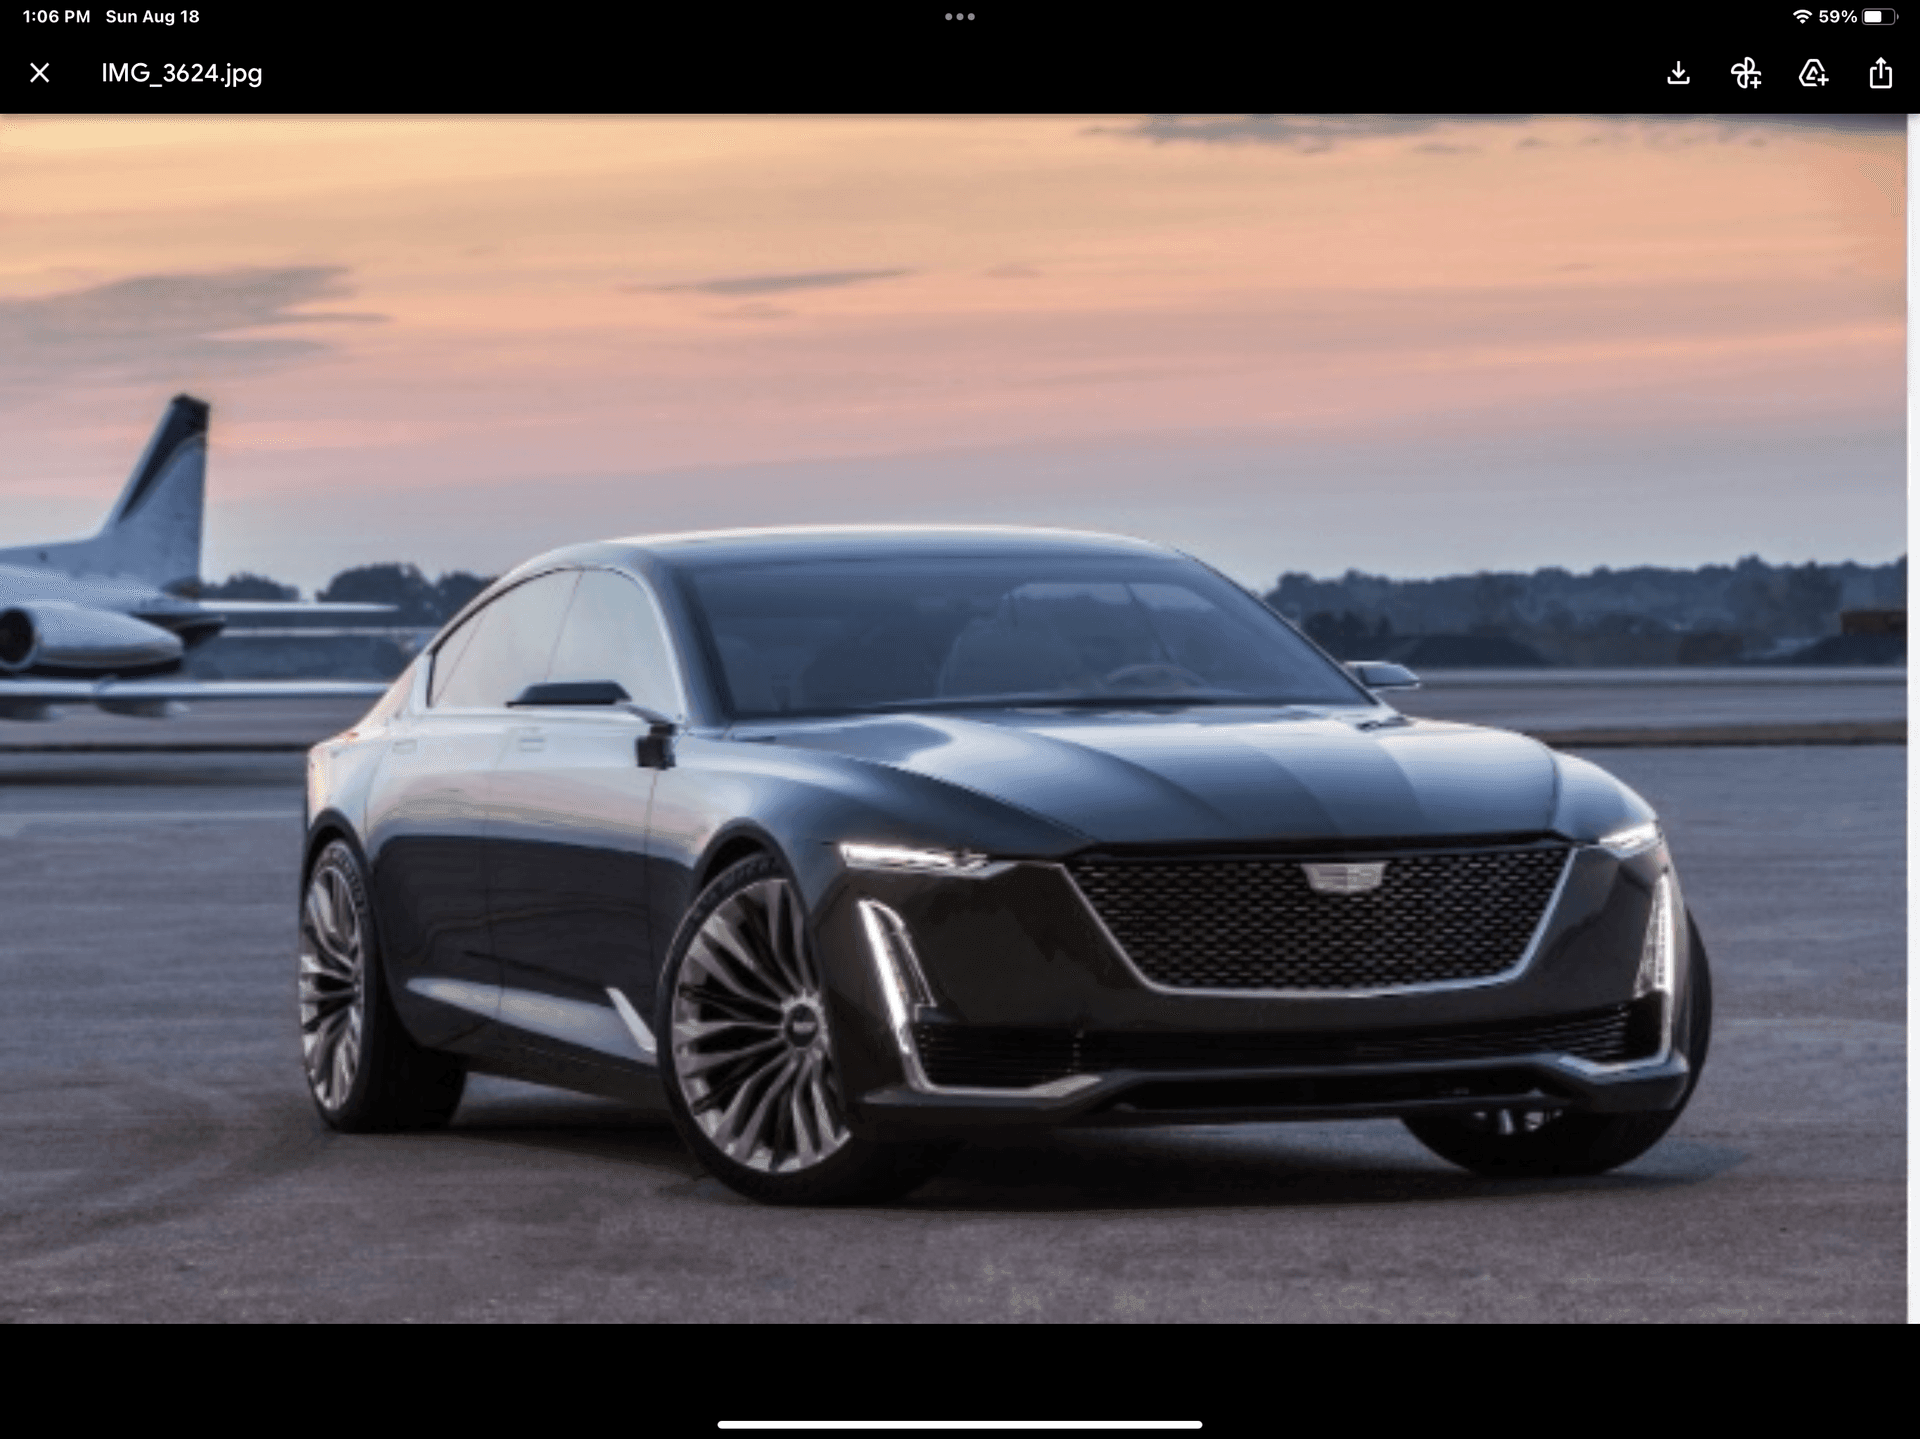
<box><xmin>1069</xmin><ymin>845</ymin><xmax>1571</xmax><ymax>992</ymax></box>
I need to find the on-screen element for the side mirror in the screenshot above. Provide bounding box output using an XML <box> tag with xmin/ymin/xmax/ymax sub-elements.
<box><xmin>631</xmin><ymin>713</ymin><xmax>677</xmax><ymax>770</ymax></box>
<box><xmin>505</xmin><ymin>681</ymin><xmax>678</xmax><ymax>766</ymax></box>
<box><xmin>508</xmin><ymin>680</ymin><xmax>630</xmax><ymax>707</ymax></box>
<box><xmin>618</xmin><ymin>701</ymin><xmax>680</xmax><ymax>769</ymax></box>
<box><xmin>1346</xmin><ymin>660</ymin><xmax>1421</xmax><ymax>692</ymax></box>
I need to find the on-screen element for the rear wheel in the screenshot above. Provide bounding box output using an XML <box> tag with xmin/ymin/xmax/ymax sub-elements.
<box><xmin>1404</xmin><ymin>911</ymin><xmax>1713</xmax><ymax>1178</ymax></box>
<box><xmin>658</xmin><ymin>855</ymin><xmax>954</xmax><ymax>1205</ymax></box>
<box><xmin>299</xmin><ymin>838</ymin><xmax>466</xmax><ymax>1131</ymax></box>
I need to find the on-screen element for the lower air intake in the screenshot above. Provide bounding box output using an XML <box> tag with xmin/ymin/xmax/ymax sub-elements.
<box><xmin>912</xmin><ymin>1002</ymin><xmax>1643</xmax><ymax>1090</ymax></box>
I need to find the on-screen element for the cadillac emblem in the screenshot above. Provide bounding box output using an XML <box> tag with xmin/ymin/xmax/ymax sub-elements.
<box><xmin>1303</xmin><ymin>861</ymin><xmax>1386</xmax><ymax>895</ymax></box>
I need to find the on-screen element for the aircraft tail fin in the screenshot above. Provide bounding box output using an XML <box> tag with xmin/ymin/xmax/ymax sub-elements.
<box><xmin>0</xmin><ymin>395</ymin><xmax>210</xmax><ymax>592</ymax></box>
<box><xmin>94</xmin><ymin>394</ymin><xmax>209</xmax><ymax>591</ymax></box>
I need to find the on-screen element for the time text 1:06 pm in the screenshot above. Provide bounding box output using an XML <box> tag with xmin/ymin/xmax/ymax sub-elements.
<box><xmin>24</xmin><ymin>9</ymin><xmax>203</xmax><ymax>21</ymax></box>
<box><xmin>103</xmin><ymin>60</ymin><xmax>261</xmax><ymax>85</ymax></box>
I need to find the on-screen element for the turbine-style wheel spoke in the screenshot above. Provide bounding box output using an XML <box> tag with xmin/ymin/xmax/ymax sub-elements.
<box><xmin>785</xmin><ymin>889</ymin><xmax>823</xmax><ymax>992</ymax></box>
<box><xmin>299</xmin><ymin>855</ymin><xmax>367</xmax><ymax>1113</ymax></box>
<box><xmin>672</xmin><ymin>877</ymin><xmax>851</xmax><ymax>1174</ymax></box>
<box><xmin>687</xmin><ymin>932</ymin><xmax>783</xmax><ymax>1015</ymax></box>
<box><xmin>680</xmin><ymin>979</ymin><xmax>782</xmax><ymax>1028</ymax></box>
<box><xmin>758</xmin><ymin>884</ymin><xmax>808</xmax><ymax>996</ymax></box>
<box><xmin>711</xmin><ymin>1050</ymin><xmax>787</xmax><ymax>1159</ymax></box>
<box><xmin>696</xmin><ymin>911</ymin><xmax>785</xmax><ymax>1004</ymax></box>
<box><xmin>740</xmin><ymin>1054</ymin><xmax>803</xmax><ymax>1163</ymax></box>
<box><xmin>679</xmin><ymin>1033</ymin><xmax>787</xmax><ymax>1079</ymax></box>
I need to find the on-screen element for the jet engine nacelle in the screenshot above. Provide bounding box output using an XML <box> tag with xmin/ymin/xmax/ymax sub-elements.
<box><xmin>0</xmin><ymin>602</ymin><xmax>185</xmax><ymax>675</ymax></box>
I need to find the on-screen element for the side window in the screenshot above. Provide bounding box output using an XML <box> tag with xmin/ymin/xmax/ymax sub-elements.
<box><xmin>546</xmin><ymin>570</ymin><xmax>682</xmax><ymax>717</ymax></box>
<box><xmin>427</xmin><ymin>606</ymin><xmax>486</xmax><ymax>707</ymax></box>
<box><xmin>430</xmin><ymin>571</ymin><xmax>580</xmax><ymax>709</ymax></box>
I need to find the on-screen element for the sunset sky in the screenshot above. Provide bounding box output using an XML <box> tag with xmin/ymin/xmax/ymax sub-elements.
<box><xmin>0</xmin><ymin>114</ymin><xmax>1904</xmax><ymax>594</ymax></box>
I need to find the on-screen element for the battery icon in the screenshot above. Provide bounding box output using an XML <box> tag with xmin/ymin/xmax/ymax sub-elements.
<box><xmin>1864</xmin><ymin>8</ymin><xmax>1897</xmax><ymax>23</ymax></box>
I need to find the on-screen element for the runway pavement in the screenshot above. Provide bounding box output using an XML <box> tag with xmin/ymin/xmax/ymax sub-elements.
<box><xmin>1394</xmin><ymin>667</ymin><xmax>1906</xmax><ymax>745</ymax></box>
<box><xmin>0</xmin><ymin>738</ymin><xmax>1902</xmax><ymax>1325</ymax></box>
<box><xmin>0</xmin><ymin>666</ymin><xmax>1902</xmax><ymax>753</ymax></box>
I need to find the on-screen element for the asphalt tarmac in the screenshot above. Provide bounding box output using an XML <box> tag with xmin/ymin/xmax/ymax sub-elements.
<box><xmin>0</xmin><ymin>666</ymin><xmax>1903</xmax><ymax>752</ymax></box>
<box><xmin>0</xmin><ymin>734</ymin><xmax>1902</xmax><ymax>1325</ymax></box>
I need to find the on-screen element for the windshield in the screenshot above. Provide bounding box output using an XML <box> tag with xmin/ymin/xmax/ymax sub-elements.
<box><xmin>673</xmin><ymin>553</ymin><xmax>1369</xmax><ymax>720</ymax></box>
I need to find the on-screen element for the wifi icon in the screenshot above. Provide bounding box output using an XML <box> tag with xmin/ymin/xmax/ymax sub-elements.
<box><xmin>1795</xmin><ymin>8</ymin><xmax>1812</xmax><ymax>18</ymax></box>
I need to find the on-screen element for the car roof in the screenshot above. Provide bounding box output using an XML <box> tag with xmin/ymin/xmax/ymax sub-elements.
<box><xmin>503</xmin><ymin>526</ymin><xmax>1180</xmax><ymax>579</ymax></box>
<box><xmin>617</xmin><ymin>525</ymin><xmax>1174</xmax><ymax>566</ymax></box>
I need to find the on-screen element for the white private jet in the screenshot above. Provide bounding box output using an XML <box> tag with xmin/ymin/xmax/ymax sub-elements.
<box><xmin>0</xmin><ymin>394</ymin><xmax>391</xmax><ymax>720</ymax></box>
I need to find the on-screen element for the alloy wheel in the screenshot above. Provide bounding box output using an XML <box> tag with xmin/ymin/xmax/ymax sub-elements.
<box><xmin>299</xmin><ymin>853</ymin><xmax>366</xmax><ymax>1112</ymax></box>
<box><xmin>670</xmin><ymin>878</ymin><xmax>851</xmax><ymax>1173</ymax></box>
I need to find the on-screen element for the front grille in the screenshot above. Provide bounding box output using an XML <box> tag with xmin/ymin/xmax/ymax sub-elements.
<box><xmin>1069</xmin><ymin>845</ymin><xmax>1570</xmax><ymax>992</ymax></box>
<box><xmin>911</xmin><ymin>1002</ymin><xmax>1642</xmax><ymax>1090</ymax></box>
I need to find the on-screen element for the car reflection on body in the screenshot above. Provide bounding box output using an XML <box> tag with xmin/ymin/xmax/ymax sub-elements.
<box><xmin>299</xmin><ymin>527</ymin><xmax>1710</xmax><ymax>1204</ymax></box>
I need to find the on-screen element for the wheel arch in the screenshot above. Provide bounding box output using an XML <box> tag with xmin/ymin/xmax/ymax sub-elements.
<box><xmin>696</xmin><ymin>823</ymin><xmax>786</xmax><ymax>892</ymax></box>
<box><xmin>303</xmin><ymin>810</ymin><xmax>366</xmax><ymax>882</ymax></box>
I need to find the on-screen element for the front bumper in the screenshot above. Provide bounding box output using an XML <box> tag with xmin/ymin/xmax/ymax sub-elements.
<box><xmin>813</xmin><ymin>838</ymin><xmax>1690</xmax><ymax>1141</ymax></box>
<box><xmin>855</xmin><ymin>1048</ymin><xmax>1692</xmax><ymax>1140</ymax></box>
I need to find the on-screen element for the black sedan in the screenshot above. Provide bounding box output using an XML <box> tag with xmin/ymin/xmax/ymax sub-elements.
<box><xmin>299</xmin><ymin>527</ymin><xmax>1711</xmax><ymax>1204</ymax></box>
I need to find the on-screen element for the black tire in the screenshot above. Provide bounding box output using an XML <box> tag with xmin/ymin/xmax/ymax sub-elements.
<box><xmin>1404</xmin><ymin>910</ymin><xmax>1713</xmax><ymax>1178</ymax></box>
<box><xmin>298</xmin><ymin>838</ymin><xmax>466</xmax><ymax>1132</ymax></box>
<box><xmin>656</xmin><ymin>855</ymin><xmax>956</xmax><ymax>1205</ymax></box>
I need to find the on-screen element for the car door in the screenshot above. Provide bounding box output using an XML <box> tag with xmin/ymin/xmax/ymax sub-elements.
<box><xmin>368</xmin><ymin>571</ymin><xmax>577</xmax><ymax>1049</ymax></box>
<box><xmin>486</xmin><ymin>568</ymin><xmax>684</xmax><ymax>1068</ymax></box>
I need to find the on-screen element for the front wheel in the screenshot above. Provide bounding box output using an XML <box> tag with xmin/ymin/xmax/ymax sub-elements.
<box><xmin>1404</xmin><ymin>911</ymin><xmax>1713</xmax><ymax>1178</ymax></box>
<box><xmin>299</xmin><ymin>838</ymin><xmax>466</xmax><ymax>1131</ymax></box>
<box><xmin>657</xmin><ymin>856</ymin><xmax>954</xmax><ymax>1205</ymax></box>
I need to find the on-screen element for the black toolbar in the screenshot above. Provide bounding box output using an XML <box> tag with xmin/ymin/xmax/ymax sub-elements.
<box><xmin>9</xmin><ymin>7</ymin><xmax>1910</xmax><ymax>112</ymax></box>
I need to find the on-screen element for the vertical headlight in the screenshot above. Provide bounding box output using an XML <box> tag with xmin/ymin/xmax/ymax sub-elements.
<box><xmin>1633</xmin><ymin>872</ymin><xmax>1677</xmax><ymax>1002</ymax></box>
<box><xmin>857</xmin><ymin>900</ymin><xmax>935</xmax><ymax>1088</ymax></box>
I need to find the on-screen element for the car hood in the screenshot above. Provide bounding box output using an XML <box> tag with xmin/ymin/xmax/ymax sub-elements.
<box><xmin>762</xmin><ymin>708</ymin><xmax>1563</xmax><ymax>847</ymax></box>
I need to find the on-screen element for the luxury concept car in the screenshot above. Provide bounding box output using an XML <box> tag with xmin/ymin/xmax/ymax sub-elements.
<box><xmin>300</xmin><ymin>527</ymin><xmax>1711</xmax><ymax>1204</ymax></box>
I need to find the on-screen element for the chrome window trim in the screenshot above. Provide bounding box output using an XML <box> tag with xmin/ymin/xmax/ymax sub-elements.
<box><xmin>1051</xmin><ymin>845</ymin><xmax>1579</xmax><ymax>1000</ymax></box>
<box><xmin>397</xmin><ymin>650</ymin><xmax>431</xmax><ymax>717</ymax></box>
<box><xmin>421</xmin><ymin>563</ymin><xmax>692</xmax><ymax>722</ymax></box>
<box><xmin>422</xmin><ymin>568</ymin><xmax>571</xmax><ymax>714</ymax></box>
<box><xmin>567</xmin><ymin>563</ymin><xmax>693</xmax><ymax>725</ymax></box>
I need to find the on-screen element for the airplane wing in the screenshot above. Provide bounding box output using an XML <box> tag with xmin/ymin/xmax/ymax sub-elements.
<box><xmin>195</xmin><ymin>601</ymin><xmax>401</xmax><ymax>619</ymax></box>
<box><xmin>0</xmin><ymin>677</ymin><xmax>389</xmax><ymax>719</ymax></box>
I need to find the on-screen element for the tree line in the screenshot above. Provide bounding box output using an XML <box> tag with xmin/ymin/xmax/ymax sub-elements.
<box><xmin>200</xmin><ymin>563</ymin><xmax>496</xmax><ymax>626</ymax></box>
<box><xmin>1263</xmin><ymin>555</ymin><xmax>1906</xmax><ymax>665</ymax></box>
